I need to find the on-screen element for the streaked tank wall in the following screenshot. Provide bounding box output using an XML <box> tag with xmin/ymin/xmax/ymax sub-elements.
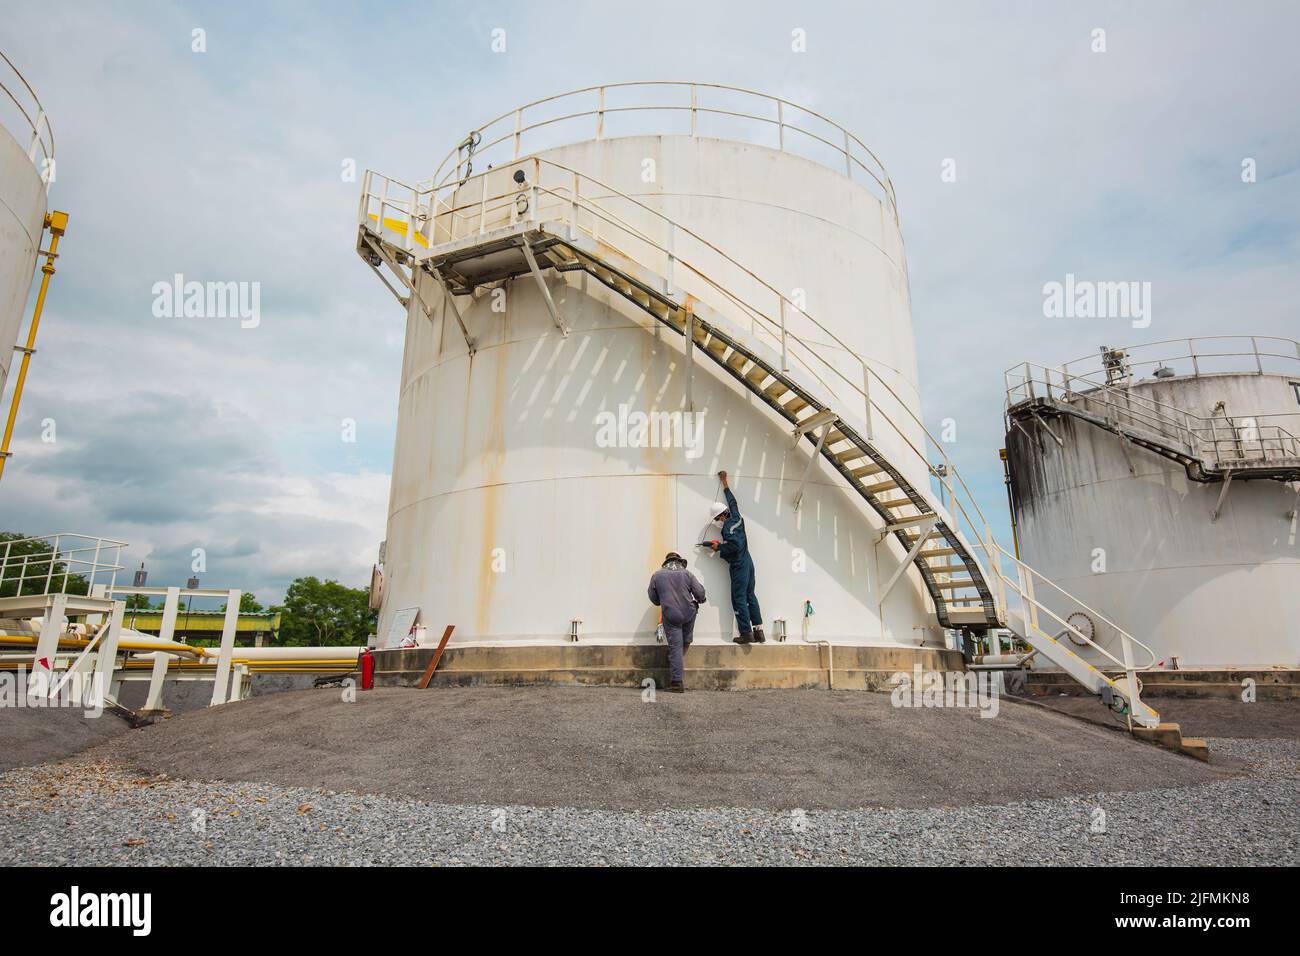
<box><xmin>0</xmin><ymin>122</ymin><xmax>47</xmax><ymax>394</ymax></box>
<box><xmin>1007</xmin><ymin>372</ymin><xmax>1300</xmax><ymax>668</ymax></box>
<box><xmin>378</xmin><ymin>134</ymin><xmax>938</xmax><ymax>647</ymax></box>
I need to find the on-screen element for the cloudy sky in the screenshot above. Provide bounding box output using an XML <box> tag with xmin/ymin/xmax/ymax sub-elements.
<box><xmin>1</xmin><ymin>1</ymin><xmax>1296</xmax><ymax>606</ymax></box>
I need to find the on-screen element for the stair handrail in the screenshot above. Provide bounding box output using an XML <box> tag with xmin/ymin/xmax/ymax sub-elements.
<box><xmin>986</xmin><ymin>538</ymin><xmax>1158</xmax><ymax>673</ymax></box>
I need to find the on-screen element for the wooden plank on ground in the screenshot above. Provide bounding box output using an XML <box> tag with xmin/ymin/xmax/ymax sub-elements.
<box><xmin>417</xmin><ymin>625</ymin><xmax>455</xmax><ymax>689</ymax></box>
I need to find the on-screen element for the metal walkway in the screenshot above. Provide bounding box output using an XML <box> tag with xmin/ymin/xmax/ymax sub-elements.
<box><xmin>1007</xmin><ymin>361</ymin><xmax>1300</xmax><ymax>484</ymax></box>
<box><xmin>356</xmin><ymin>158</ymin><xmax>1163</xmax><ymax>728</ymax></box>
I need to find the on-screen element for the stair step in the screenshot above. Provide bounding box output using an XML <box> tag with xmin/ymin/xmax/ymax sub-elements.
<box><xmin>862</xmin><ymin>480</ymin><xmax>901</xmax><ymax>495</ymax></box>
<box><xmin>874</xmin><ymin>496</ymin><xmax>916</xmax><ymax>510</ymax></box>
<box><xmin>934</xmin><ymin>579</ymin><xmax>977</xmax><ymax>591</ymax></box>
<box><xmin>784</xmin><ymin>396</ymin><xmax>809</xmax><ymax>414</ymax></box>
<box><xmin>1131</xmin><ymin>722</ymin><xmax>1210</xmax><ymax>761</ymax></box>
<box><xmin>886</xmin><ymin>513</ymin><xmax>940</xmax><ymax>530</ymax></box>
<box><xmin>835</xmin><ymin>447</ymin><xmax>868</xmax><ymax>462</ymax></box>
<box><xmin>850</xmin><ymin>462</ymin><xmax>885</xmax><ymax>479</ymax></box>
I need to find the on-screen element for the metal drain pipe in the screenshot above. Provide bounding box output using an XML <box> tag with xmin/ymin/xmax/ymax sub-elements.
<box><xmin>799</xmin><ymin>600</ymin><xmax>832</xmax><ymax>689</ymax></box>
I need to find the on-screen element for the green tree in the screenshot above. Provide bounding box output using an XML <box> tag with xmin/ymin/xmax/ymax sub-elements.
<box><xmin>219</xmin><ymin>592</ymin><xmax>265</xmax><ymax>613</ymax></box>
<box><xmin>0</xmin><ymin>532</ymin><xmax>90</xmax><ymax>597</ymax></box>
<box><xmin>274</xmin><ymin>576</ymin><xmax>375</xmax><ymax>647</ymax></box>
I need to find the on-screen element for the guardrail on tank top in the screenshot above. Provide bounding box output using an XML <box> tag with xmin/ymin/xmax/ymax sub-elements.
<box><xmin>0</xmin><ymin>50</ymin><xmax>53</xmax><ymax>172</ymax></box>
<box><xmin>424</xmin><ymin>82</ymin><xmax>899</xmax><ymax>225</ymax></box>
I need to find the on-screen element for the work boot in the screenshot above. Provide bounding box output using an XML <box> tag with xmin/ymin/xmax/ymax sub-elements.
<box><xmin>734</xmin><ymin>631</ymin><xmax>753</xmax><ymax>645</ymax></box>
<box><xmin>666</xmin><ymin>682</ymin><xmax>685</xmax><ymax>694</ymax></box>
<box><xmin>752</xmin><ymin>626</ymin><xmax>766</xmax><ymax>644</ymax></box>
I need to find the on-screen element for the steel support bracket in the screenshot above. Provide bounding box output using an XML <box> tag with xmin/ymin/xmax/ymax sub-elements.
<box><xmin>520</xmin><ymin>238</ymin><xmax>568</xmax><ymax>336</ymax></box>
<box><xmin>428</xmin><ymin>264</ymin><xmax>476</xmax><ymax>353</ymax></box>
<box><xmin>1211</xmin><ymin>470</ymin><xmax>1234</xmax><ymax>522</ymax></box>
<box><xmin>792</xmin><ymin>422</ymin><xmax>831</xmax><ymax>512</ymax></box>
<box><xmin>879</xmin><ymin>515</ymin><xmax>939</xmax><ymax>601</ymax></box>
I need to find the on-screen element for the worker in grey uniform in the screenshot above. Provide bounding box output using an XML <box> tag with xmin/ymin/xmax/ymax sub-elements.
<box><xmin>647</xmin><ymin>551</ymin><xmax>707</xmax><ymax>693</ymax></box>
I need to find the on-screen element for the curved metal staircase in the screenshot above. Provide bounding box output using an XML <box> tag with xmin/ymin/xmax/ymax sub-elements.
<box><xmin>355</xmin><ymin>155</ymin><xmax>1165</xmax><ymax>729</ymax></box>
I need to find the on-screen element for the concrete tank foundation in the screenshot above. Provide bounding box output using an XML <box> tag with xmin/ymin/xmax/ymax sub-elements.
<box><xmin>373</xmin><ymin>643</ymin><xmax>963</xmax><ymax>692</ymax></box>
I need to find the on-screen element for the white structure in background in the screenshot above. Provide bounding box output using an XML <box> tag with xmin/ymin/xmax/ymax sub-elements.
<box><xmin>1005</xmin><ymin>337</ymin><xmax>1300</xmax><ymax>668</ymax></box>
<box><xmin>355</xmin><ymin>83</ymin><xmax>1170</xmax><ymax>728</ymax></box>
<box><xmin>0</xmin><ymin>51</ymin><xmax>52</xmax><ymax>397</ymax></box>
<box><xmin>0</xmin><ymin>534</ymin><xmax>360</xmax><ymax>712</ymax></box>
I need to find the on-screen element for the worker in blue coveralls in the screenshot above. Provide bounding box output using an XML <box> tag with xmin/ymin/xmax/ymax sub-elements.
<box><xmin>707</xmin><ymin>470</ymin><xmax>765</xmax><ymax>645</ymax></box>
<box><xmin>647</xmin><ymin>551</ymin><xmax>706</xmax><ymax>693</ymax></box>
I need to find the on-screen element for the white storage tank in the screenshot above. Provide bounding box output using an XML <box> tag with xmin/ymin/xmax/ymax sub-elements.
<box><xmin>0</xmin><ymin>52</ymin><xmax>51</xmax><ymax>397</ymax></box>
<box><xmin>364</xmin><ymin>84</ymin><xmax>946</xmax><ymax>649</ymax></box>
<box><xmin>1004</xmin><ymin>338</ymin><xmax>1300</xmax><ymax>668</ymax></box>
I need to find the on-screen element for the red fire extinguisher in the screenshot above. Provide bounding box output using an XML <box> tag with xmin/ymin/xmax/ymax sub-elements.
<box><xmin>360</xmin><ymin>647</ymin><xmax>375</xmax><ymax>691</ymax></box>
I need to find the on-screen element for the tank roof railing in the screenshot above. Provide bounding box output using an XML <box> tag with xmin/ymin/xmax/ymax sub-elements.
<box><xmin>426</xmin><ymin>82</ymin><xmax>898</xmax><ymax>224</ymax></box>
<box><xmin>1024</xmin><ymin>335</ymin><xmax>1300</xmax><ymax>387</ymax></box>
<box><xmin>0</xmin><ymin>50</ymin><xmax>53</xmax><ymax>173</ymax></box>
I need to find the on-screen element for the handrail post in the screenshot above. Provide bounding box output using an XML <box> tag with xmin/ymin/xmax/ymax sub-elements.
<box><xmin>570</xmin><ymin>172</ymin><xmax>579</xmax><ymax>232</ymax></box>
<box><xmin>1119</xmin><ymin>630</ymin><xmax>1138</xmax><ymax>731</ymax></box>
<box><xmin>684</xmin><ymin>309</ymin><xmax>695</xmax><ymax>413</ymax></box>
<box><xmin>1252</xmin><ymin>335</ymin><xmax>1262</xmax><ymax>373</ymax></box>
<box><xmin>597</xmin><ymin>86</ymin><xmax>605</xmax><ymax>139</ymax></box>
<box><xmin>531</xmin><ymin>157</ymin><xmax>540</xmax><ymax>222</ymax></box>
<box><xmin>862</xmin><ymin>362</ymin><xmax>873</xmax><ymax>441</ymax></box>
<box><xmin>842</xmin><ymin>128</ymin><xmax>852</xmax><ymax>177</ymax></box>
<box><xmin>777</xmin><ymin>100</ymin><xmax>785</xmax><ymax>150</ymax></box>
<box><xmin>44</xmin><ymin>534</ymin><xmax>59</xmax><ymax>593</ymax></box>
<box><xmin>513</xmin><ymin>108</ymin><xmax>522</xmax><ymax>160</ymax></box>
<box><xmin>779</xmin><ymin>297</ymin><xmax>788</xmax><ymax>372</ymax></box>
<box><xmin>690</xmin><ymin>84</ymin><xmax>698</xmax><ymax>136</ymax></box>
<box><xmin>665</xmin><ymin>222</ymin><xmax>675</xmax><ymax>294</ymax></box>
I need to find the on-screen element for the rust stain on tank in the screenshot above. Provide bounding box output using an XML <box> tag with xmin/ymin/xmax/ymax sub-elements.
<box><xmin>476</xmin><ymin>346</ymin><xmax>507</xmax><ymax>636</ymax></box>
<box><xmin>641</xmin><ymin>333</ymin><xmax>676</xmax><ymax>567</ymax></box>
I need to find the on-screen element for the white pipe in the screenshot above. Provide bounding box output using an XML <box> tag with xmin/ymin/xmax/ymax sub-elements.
<box><xmin>800</xmin><ymin>605</ymin><xmax>832</xmax><ymax>690</ymax></box>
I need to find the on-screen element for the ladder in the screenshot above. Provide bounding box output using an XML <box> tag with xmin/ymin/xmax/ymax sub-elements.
<box><xmin>356</xmin><ymin>159</ymin><xmax>1163</xmax><ymax>728</ymax></box>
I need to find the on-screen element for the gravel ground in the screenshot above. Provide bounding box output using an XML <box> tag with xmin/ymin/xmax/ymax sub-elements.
<box><xmin>1028</xmin><ymin>695</ymin><xmax>1300</xmax><ymax>738</ymax></box>
<box><xmin>83</xmin><ymin>686</ymin><xmax>1235</xmax><ymax>810</ymax></box>
<box><xmin>0</xmin><ymin>708</ymin><xmax>133</xmax><ymax>772</ymax></box>
<box><xmin>0</xmin><ymin>736</ymin><xmax>1294</xmax><ymax>866</ymax></box>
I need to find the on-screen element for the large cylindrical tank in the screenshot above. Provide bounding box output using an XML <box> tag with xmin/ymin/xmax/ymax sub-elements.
<box><xmin>1005</xmin><ymin>339</ymin><xmax>1300</xmax><ymax>668</ymax></box>
<box><xmin>376</xmin><ymin>86</ymin><xmax>938</xmax><ymax>648</ymax></box>
<box><xmin>0</xmin><ymin>54</ymin><xmax>50</xmax><ymax>397</ymax></box>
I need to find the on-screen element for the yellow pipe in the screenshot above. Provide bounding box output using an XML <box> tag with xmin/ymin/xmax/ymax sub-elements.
<box><xmin>0</xmin><ymin>210</ymin><xmax>68</xmax><ymax>481</ymax></box>
<box><xmin>0</xmin><ymin>633</ymin><xmax>208</xmax><ymax>657</ymax></box>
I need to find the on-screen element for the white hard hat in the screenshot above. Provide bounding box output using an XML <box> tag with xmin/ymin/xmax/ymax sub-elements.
<box><xmin>710</xmin><ymin>501</ymin><xmax>728</xmax><ymax>520</ymax></box>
